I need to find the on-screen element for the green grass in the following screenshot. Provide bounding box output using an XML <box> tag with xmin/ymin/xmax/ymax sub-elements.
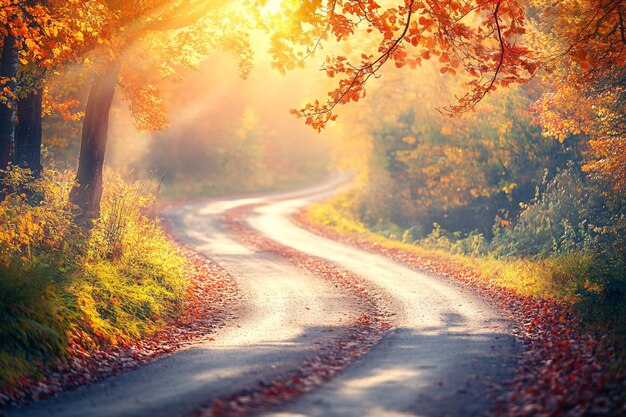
<box><xmin>305</xmin><ymin>195</ymin><xmax>599</xmax><ymax>302</ymax></box>
<box><xmin>0</xmin><ymin>168</ymin><xmax>188</xmax><ymax>390</ymax></box>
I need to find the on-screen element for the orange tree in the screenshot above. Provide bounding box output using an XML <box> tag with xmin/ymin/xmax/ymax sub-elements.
<box><xmin>67</xmin><ymin>0</ymin><xmax>253</xmax><ymax>216</ymax></box>
<box><xmin>1</xmin><ymin>0</ymin><xmax>250</xmax><ymax>213</ymax></box>
<box><xmin>0</xmin><ymin>0</ymin><xmax>20</xmax><ymax>168</ymax></box>
<box><xmin>353</xmin><ymin>80</ymin><xmax>575</xmax><ymax>235</ymax></box>
<box><xmin>76</xmin><ymin>0</ymin><xmax>618</xmax><ymax>214</ymax></box>
<box><xmin>7</xmin><ymin>0</ymin><xmax>622</xmax><ymax>210</ymax></box>
<box><xmin>0</xmin><ymin>0</ymin><xmax>48</xmax><ymax>170</ymax></box>
<box><xmin>268</xmin><ymin>0</ymin><xmax>624</xmax><ymax>186</ymax></box>
<box><xmin>0</xmin><ymin>0</ymin><xmax>110</xmax><ymax>175</ymax></box>
<box><xmin>531</xmin><ymin>0</ymin><xmax>626</xmax><ymax>190</ymax></box>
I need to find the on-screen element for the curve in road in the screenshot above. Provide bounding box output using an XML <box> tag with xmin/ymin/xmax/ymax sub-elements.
<box><xmin>4</xmin><ymin>179</ymin><xmax>361</xmax><ymax>417</ymax></box>
<box><xmin>244</xmin><ymin>190</ymin><xmax>518</xmax><ymax>417</ymax></box>
<box><xmin>4</xmin><ymin>177</ymin><xmax>517</xmax><ymax>417</ymax></box>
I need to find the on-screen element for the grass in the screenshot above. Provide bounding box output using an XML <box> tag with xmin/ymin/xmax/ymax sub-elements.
<box><xmin>158</xmin><ymin>171</ymin><xmax>330</xmax><ymax>201</ymax></box>
<box><xmin>305</xmin><ymin>194</ymin><xmax>601</xmax><ymax>303</ymax></box>
<box><xmin>0</xmin><ymin>168</ymin><xmax>188</xmax><ymax>390</ymax></box>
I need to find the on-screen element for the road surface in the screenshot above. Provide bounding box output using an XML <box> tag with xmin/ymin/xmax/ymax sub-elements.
<box><xmin>4</xmin><ymin>178</ymin><xmax>516</xmax><ymax>417</ymax></box>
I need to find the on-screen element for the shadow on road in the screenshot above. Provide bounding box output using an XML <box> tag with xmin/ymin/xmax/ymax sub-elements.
<box><xmin>4</xmin><ymin>315</ymin><xmax>516</xmax><ymax>417</ymax></box>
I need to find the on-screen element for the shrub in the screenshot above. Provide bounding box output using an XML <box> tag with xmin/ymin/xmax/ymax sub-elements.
<box><xmin>543</xmin><ymin>252</ymin><xmax>602</xmax><ymax>300</ymax></box>
<box><xmin>418</xmin><ymin>223</ymin><xmax>488</xmax><ymax>256</ymax></box>
<box><xmin>491</xmin><ymin>169</ymin><xmax>624</xmax><ymax>259</ymax></box>
<box><xmin>402</xmin><ymin>223</ymin><xmax>425</xmax><ymax>243</ymax></box>
<box><xmin>489</xmin><ymin>169</ymin><xmax>626</xmax><ymax>331</ymax></box>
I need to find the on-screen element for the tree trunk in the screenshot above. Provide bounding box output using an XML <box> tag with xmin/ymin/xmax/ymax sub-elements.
<box><xmin>0</xmin><ymin>32</ymin><xmax>19</xmax><ymax>169</ymax></box>
<box><xmin>69</xmin><ymin>63</ymin><xmax>119</xmax><ymax>217</ymax></box>
<box><xmin>14</xmin><ymin>89</ymin><xmax>43</xmax><ymax>177</ymax></box>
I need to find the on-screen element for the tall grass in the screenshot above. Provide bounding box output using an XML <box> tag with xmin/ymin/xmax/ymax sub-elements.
<box><xmin>0</xmin><ymin>168</ymin><xmax>188</xmax><ymax>389</ymax></box>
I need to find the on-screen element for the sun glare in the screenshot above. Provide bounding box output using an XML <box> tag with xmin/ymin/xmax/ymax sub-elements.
<box><xmin>259</xmin><ymin>0</ymin><xmax>286</xmax><ymax>17</ymax></box>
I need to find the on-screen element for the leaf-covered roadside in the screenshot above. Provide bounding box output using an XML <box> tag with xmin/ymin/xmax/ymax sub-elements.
<box><xmin>0</xmin><ymin>169</ymin><xmax>239</xmax><ymax>404</ymax></box>
<box><xmin>296</xmin><ymin>210</ymin><xmax>626</xmax><ymax>417</ymax></box>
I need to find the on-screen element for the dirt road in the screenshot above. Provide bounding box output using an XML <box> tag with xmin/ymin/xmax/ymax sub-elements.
<box><xmin>5</xmin><ymin>178</ymin><xmax>516</xmax><ymax>417</ymax></box>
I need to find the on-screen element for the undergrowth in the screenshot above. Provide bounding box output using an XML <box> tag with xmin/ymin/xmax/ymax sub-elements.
<box><xmin>306</xmin><ymin>192</ymin><xmax>626</xmax><ymax>336</ymax></box>
<box><xmin>0</xmin><ymin>168</ymin><xmax>188</xmax><ymax>391</ymax></box>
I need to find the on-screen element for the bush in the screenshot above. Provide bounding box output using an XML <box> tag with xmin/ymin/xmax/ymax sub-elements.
<box><xmin>543</xmin><ymin>252</ymin><xmax>602</xmax><ymax>300</ymax></box>
<box><xmin>491</xmin><ymin>169</ymin><xmax>624</xmax><ymax>259</ymax></box>
<box><xmin>566</xmin><ymin>256</ymin><xmax>626</xmax><ymax>333</ymax></box>
<box><xmin>402</xmin><ymin>223</ymin><xmax>425</xmax><ymax>243</ymax></box>
<box><xmin>0</xmin><ymin>168</ymin><xmax>188</xmax><ymax>389</ymax></box>
<box><xmin>488</xmin><ymin>169</ymin><xmax>626</xmax><ymax>330</ymax></box>
<box><xmin>418</xmin><ymin>223</ymin><xmax>488</xmax><ymax>257</ymax></box>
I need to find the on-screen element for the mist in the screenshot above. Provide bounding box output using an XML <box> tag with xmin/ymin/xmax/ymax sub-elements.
<box><xmin>104</xmin><ymin>32</ymin><xmax>347</xmax><ymax>197</ymax></box>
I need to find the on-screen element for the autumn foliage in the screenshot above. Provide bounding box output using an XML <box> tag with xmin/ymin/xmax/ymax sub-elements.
<box><xmin>0</xmin><ymin>0</ymin><xmax>625</xmax><ymax>412</ymax></box>
<box><xmin>260</xmin><ymin>0</ymin><xmax>536</xmax><ymax>130</ymax></box>
<box><xmin>257</xmin><ymin>0</ymin><xmax>626</xmax><ymax>192</ymax></box>
<box><xmin>517</xmin><ymin>0</ymin><xmax>623</xmax><ymax>191</ymax></box>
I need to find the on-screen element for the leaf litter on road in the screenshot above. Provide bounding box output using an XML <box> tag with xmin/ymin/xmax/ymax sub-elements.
<box><xmin>192</xmin><ymin>205</ymin><xmax>394</xmax><ymax>417</ymax></box>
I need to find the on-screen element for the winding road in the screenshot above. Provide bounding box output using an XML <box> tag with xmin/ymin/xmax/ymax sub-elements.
<box><xmin>5</xmin><ymin>178</ymin><xmax>517</xmax><ymax>417</ymax></box>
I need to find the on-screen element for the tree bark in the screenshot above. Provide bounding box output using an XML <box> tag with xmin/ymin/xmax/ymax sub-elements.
<box><xmin>14</xmin><ymin>89</ymin><xmax>43</xmax><ymax>177</ymax></box>
<box><xmin>0</xmin><ymin>31</ymin><xmax>19</xmax><ymax>169</ymax></box>
<box><xmin>69</xmin><ymin>63</ymin><xmax>119</xmax><ymax>217</ymax></box>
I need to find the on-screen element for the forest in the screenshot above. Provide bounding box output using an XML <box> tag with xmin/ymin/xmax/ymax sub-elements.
<box><xmin>0</xmin><ymin>0</ymin><xmax>625</xmax><ymax>416</ymax></box>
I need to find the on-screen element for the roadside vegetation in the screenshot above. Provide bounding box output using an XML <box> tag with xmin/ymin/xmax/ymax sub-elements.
<box><xmin>310</xmin><ymin>48</ymin><xmax>626</xmax><ymax>334</ymax></box>
<box><xmin>0</xmin><ymin>168</ymin><xmax>188</xmax><ymax>391</ymax></box>
<box><xmin>307</xmin><ymin>188</ymin><xmax>625</xmax><ymax>331</ymax></box>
